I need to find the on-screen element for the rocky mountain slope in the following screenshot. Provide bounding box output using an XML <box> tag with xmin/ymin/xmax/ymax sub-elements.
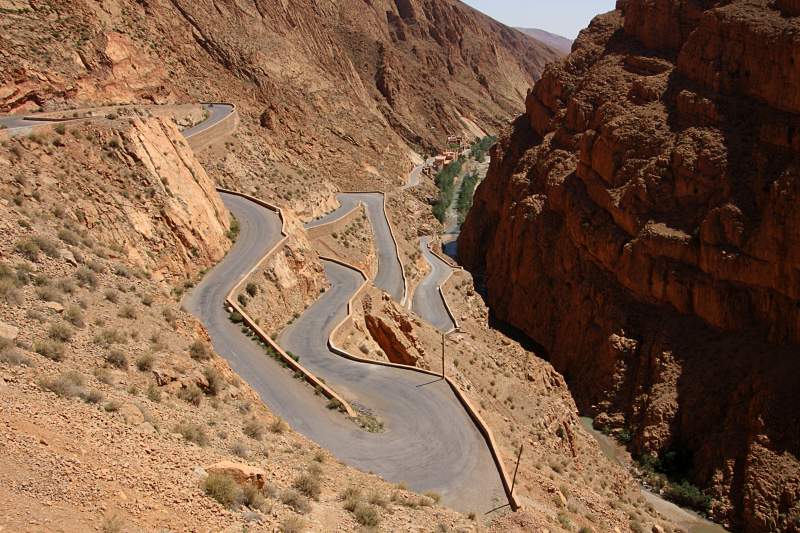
<box><xmin>517</xmin><ymin>28</ymin><xmax>573</xmax><ymax>55</ymax></box>
<box><xmin>459</xmin><ymin>1</ymin><xmax>800</xmax><ymax>531</ymax></box>
<box><xmin>0</xmin><ymin>116</ymin><xmax>482</xmax><ymax>532</ymax></box>
<box><xmin>0</xmin><ymin>0</ymin><xmax>559</xmax><ymax>192</ymax></box>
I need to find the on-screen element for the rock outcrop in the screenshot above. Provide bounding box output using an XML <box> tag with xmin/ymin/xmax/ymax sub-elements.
<box><xmin>459</xmin><ymin>2</ymin><xmax>800</xmax><ymax>531</ymax></box>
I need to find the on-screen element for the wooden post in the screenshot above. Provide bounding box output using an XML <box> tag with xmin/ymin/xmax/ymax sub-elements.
<box><xmin>510</xmin><ymin>444</ymin><xmax>524</xmax><ymax>496</ymax></box>
<box><xmin>441</xmin><ymin>332</ymin><xmax>445</xmax><ymax>378</ymax></box>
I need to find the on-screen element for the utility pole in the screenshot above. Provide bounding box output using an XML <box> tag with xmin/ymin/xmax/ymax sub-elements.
<box><xmin>441</xmin><ymin>332</ymin><xmax>445</xmax><ymax>378</ymax></box>
<box><xmin>510</xmin><ymin>444</ymin><xmax>524</xmax><ymax>496</ymax></box>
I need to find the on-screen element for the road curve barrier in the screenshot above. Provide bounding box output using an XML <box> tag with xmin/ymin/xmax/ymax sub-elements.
<box><xmin>184</xmin><ymin>103</ymin><xmax>239</xmax><ymax>151</ymax></box>
<box><xmin>306</xmin><ymin>202</ymin><xmax>364</xmax><ymax>241</ymax></box>
<box><xmin>320</xmin><ymin>253</ymin><xmax>521</xmax><ymax>511</ymax></box>
<box><xmin>425</xmin><ymin>238</ymin><xmax>462</xmax><ymax>334</ymax></box>
<box><xmin>316</xmin><ymin>190</ymin><xmax>409</xmax><ymax>307</ymax></box>
<box><xmin>3</xmin><ymin>102</ymin><xmax>238</xmax><ymax>150</ymax></box>
<box><xmin>216</xmin><ymin>188</ymin><xmax>357</xmax><ymax>418</ymax></box>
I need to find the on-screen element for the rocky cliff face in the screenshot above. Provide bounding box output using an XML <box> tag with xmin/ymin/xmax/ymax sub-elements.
<box><xmin>0</xmin><ymin>0</ymin><xmax>559</xmax><ymax>191</ymax></box>
<box><xmin>1</xmin><ymin>115</ymin><xmax>230</xmax><ymax>280</ymax></box>
<box><xmin>459</xmin><ymin>1</ymin><xmax>800</xmax><ymax>531</ymax></box>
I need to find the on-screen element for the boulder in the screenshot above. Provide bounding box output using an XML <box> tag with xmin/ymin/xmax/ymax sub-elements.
<box><xmin>44</xmin><ymin>302</ymin><xmax>64</xmax><ymax>312</ymax></box>
<box><xmin>205</xmin><ymin>461</ymin><xmax>266</xmax><ymax>489</ymax></box>
<box><xmin>0</xmin><ymin>321</ymin><xmax>19</xmax><ymax>341</ymax></box>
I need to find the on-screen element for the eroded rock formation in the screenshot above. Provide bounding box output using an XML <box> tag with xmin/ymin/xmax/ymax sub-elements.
<box><xmin>459</xmin><ymin>2</ymin><xmax>800</xmax><ymax>531</ymax></box>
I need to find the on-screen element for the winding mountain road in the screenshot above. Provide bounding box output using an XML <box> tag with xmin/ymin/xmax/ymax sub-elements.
<box><xmin>188</xmin><ymin>193</ymin><xmax>504</xmax><ymax>513</ymax></box>
<box><xmin>0</xmin><ymin>103</ymin><xmax>234</xmax><ymax>137</ymax></box>
<box><xmin>3</xmin><ymin>103</ymin><xmax>507</xmax><ymax>512</ymax></box>
<box><xmin>306</xmin><ymin>193</ymin><xmax>405</xmax><ymax>303</ymax></box>
<box><xmin>180</xmin><ymin>103</ymin><xmax>234</xmax><ymax>138</ymax></box>
<box><xmin>412</xmin><ymin>236</ymin><xmax>457</xmax><ymax>332</ymax></box>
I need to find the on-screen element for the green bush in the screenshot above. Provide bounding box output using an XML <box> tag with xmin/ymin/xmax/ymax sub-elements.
<box><xmin>175</xmin><ymin>421</ymin><xmax>208</xmax><ymax>446</ymax></box>
<box><xmin>243</xmin><ymin>417</ymin><xmax>265</xmax><ymax>440</ymax></box>
<box><xmin>226</xmin><ymin>217</ymin><xmax>240</xmax><ymax>241</ymax></box>
<box><xmin>245</xmin><ymin>282</ymin><xmax>258</xmax><ymax>297</ymax></box>
<box><xmin>455</xmin><ymin>170</ymin><xmax>480</xmax><ymax>223</ymax></box>
<box><xmin>136</xmin><ymin>353</ymin><xmax>155</xmax><ymax>371</ymax></box>
<box><xmin>146</xmin><ymin>383</ymin><xmax>162</xmax><ymax>403</ymax></box>
<box><xmin>190</xmin><ymin>339</ymin><xmax>211</xmax><ymax>360</ymax></box>
<box><xmin>270</xmin><ymin>416</ymin><xmax>287</xmax><ymax>434</ymax></box>
<box><xmin>231</xmin><ymin>440</ymin><xmax>249</xmax><ymax>458</ymax></box>
<box><xmin>0</xmin><ymin>340</ymin><xmax>32</xmax><ymax>366</ymax></box>
<box><xmin>84</xmin><ymin>389</ymin><xmax>105</xmax><ymax>404</ymax></box>
<box><xmin>64</xmin><ymin>305</ymin><xmax>85</xmax><ymax>328</ymax></box>
<box><xmin>352</xmin><ymin>502</ymin><xmax>380</xmax><ymax>526</ymax></box>
<box><xmin>203</xmin><ymin>473</ymin><xmax>240</xmax><ymax>508</ymax></box>
<box><xmin>34</xmin><ymin>236</ymin><xmax>60</xmax><ymax>258</ymax></box>
<box><xmin>118</xmin><ymin>304</ymin><xmax>137</xmax><ymax>319</ymax></box>
<box><xmin>280</xmin><ymin>516</ymin><xmax>305</xmax><ymax>533</ymax></box>
<box><xmin>468</xmin><ymin>135</ymin><xmax>497</xmax><ymax>162</ymax></box>
<box><xmin>431</xmin><ymin>157</ymin><xmax>464</xmax><ymax>223</ymax></box>
<box><xmin>162</xmin><ymin>307</ymin><xmax>177</xmax><ymax>328</ymax></box>
<box><xmin>35</xmin><ymin>340</ymin><xmax>66</xmax><ymax>361</ymax></box>
<box><xmin>36</xmin><ymin>285</ymin><xmax>63</xmax><ymax>303</ymax></box>
<box><xmin>48</xmin><ymin>321</ymin><xmax>74</xmax><ymax>342</ymax></box>
<box><xmin>203</xmin><ymin>367</ymin><xmax>224</xmax><ymax>396</ymax></box>
<box><xmin>57</xmin><ymin>228</ymin><xmax>80</xmax><ymax>246</ymax></box>
<box><xmin>280</xmin><ymin>489</ymin><xmax>311</xmax><ymax>514</ymax></box>
<box><xmin>39</xmin><ymin>371</ymin><xmax>84</xmax><ymax>398</ymax></box>
<box><xmin>15</xmin><ymin>238</ymin><xmax>40</xmax><ymax>261</ymax></box>
<box><xmin>105</xmin><ymin>349</ymin><xmax>128</xmax><ymax>369</ymax></box>
<box><xmin>293</xmin><ymin>471</ymin><xmax>322</xmax><ymax>501</ymax></box>
<box><xmin>664</xmin><ymin>481</ymin><xmax>711</xmax><ymax>513</ymax></box>
<box><xmin>94</xmin><ymin>328</ymin><xmax>127</xmax><ymax>346</ymax></box>
<box><xmin>616</xmin><ymin>427</ymin><xmax>633</xmax><ymax>444</ymax></box>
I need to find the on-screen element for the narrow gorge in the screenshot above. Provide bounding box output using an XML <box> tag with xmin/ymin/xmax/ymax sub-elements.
<box><xmin>460</xmin><ymin>1</ymin><xmax>800</xmax><ymax>532</ymax></box>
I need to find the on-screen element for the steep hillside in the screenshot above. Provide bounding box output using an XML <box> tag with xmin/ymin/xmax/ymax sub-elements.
<box><xmin>460</xmin><ymin>1</ymin><xmax>800</xmax><ymax>531</ymax></box>
<box><xmin>0</xmin><ymin>0</ymin><xmax>559</xmax><ymax>193</ymax></box>
<box><xmin>0</xmin><ymin>117</ymin><xmax>481</xmax><ymax>532</ymax></box>
<box><xmin>517</xmin><ymin>28</ymin><xmax>573</xmax><ymax>55</ymax></box>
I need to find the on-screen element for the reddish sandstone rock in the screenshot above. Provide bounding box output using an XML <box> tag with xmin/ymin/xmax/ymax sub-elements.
<box><xmin>460</xmin><ymin>2</ymin><xmax>800</xmax><ymax>531</ymax></box>
<box><xmin>205</xmin><ymin>461</ymin><xmax>267</xmax><ymax>490</ymax></box>
<box><xmin>364</xmin><ymin>299</ymin><xmax>427</xmax><ymax>367</ymax></box>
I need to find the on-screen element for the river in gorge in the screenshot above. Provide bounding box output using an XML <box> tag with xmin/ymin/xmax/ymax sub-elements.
<box><xmin>578</xmin><ymin>418</ymin><xmax>729</xmax><ymax>533</ymax></box>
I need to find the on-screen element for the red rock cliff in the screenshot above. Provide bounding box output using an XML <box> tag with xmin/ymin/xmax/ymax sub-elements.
<box><xmin>459</xmin><ymin>1</ymin><xmax>800</xmax><ymax>531</ymax></box>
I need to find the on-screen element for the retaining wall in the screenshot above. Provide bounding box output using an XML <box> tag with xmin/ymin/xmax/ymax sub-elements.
<box><xmin>216</xmin><ymin>188</ymin><xmax>356</xmax><ymax>418</ymax></box>
<box><xmin>186</xmin><ymin>107</ymin><xmax>239</xmax><ymax>151</ymax></box>
<box><xmin>320</xmin><ymin>253</ymin><xmax>521</xmax><ymax>511</ymax></box>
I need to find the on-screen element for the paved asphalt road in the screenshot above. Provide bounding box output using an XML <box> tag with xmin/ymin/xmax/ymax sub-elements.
<box><xmin>187</xmin><ymin>193</ymin><xmax>505</xmax><ymax>513</ymax></box>
<box><xmin>412</xmin><ymin>236</ymin><xmax>457</xmax><ymax>332</ymax></box>
<box><xmin>305</xmin><ymin>193</ymin><xmax>404</xmax><ymax>303</ymax></box>
<box><xmin>181</xmin><ymin>103</ymin><xmax>234</xmax><ymax>138</ymax></box>
<box><xmin>0</xmin><ymin>102</ymin><xmax>234</xmax><ymax>138</ymax></box>
<box><xmin>401</xmin><ymin>158</ymin><xmax>433</xmax><ymax>189</ymax></box>
<box><xmin>5</xmin><ymin>104</ymin><xmax>505</xmax><ymax>511</ymax></box>
<box><xmin>0</xmin><ymin>116</ymin><xmax>61</xmax><ymax>135</ymax></box>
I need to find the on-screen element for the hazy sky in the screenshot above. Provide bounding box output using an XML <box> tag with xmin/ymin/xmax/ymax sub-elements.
<box><xmin>461</xmin><ymin>0</ymin><xmax>617</xmax><ymax>39</ymax></box>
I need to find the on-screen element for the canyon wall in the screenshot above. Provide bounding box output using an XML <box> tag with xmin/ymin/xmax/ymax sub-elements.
<box><xmin>459</xmin><ymin>1</ymin><xmax>800</xmax><ymax>531</ymax></box>
<box><xmin>0</xmin><ymin>0</ymin><xmax>560</xmax><ymax>191</ymax></box>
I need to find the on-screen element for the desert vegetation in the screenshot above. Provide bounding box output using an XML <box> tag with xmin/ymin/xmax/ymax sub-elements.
<box><xmin>432</xmin><ymin>156</ymin><xmax>464</xmax><ymax>223</ymax></box>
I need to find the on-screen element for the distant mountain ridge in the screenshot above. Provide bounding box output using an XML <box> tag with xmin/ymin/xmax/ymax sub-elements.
<box><xmin>517</xmin><ymin>27</ymin><xmax>573</xmax><ymax>55</ymax></box>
